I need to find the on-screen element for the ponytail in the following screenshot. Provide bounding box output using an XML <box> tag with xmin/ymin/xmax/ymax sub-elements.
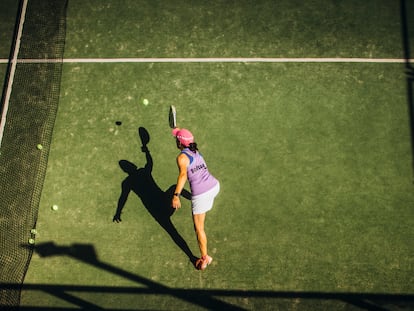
<box><xmin>188</xmin><ymin>142</ymin><xmax>198</xmax><ymax>152</ymax></box>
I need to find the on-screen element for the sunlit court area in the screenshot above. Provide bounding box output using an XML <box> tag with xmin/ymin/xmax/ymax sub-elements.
<box><xmin>1</xmin><ymin>0</ymin><xmax>414</xmax><ymax>310</ymax></box>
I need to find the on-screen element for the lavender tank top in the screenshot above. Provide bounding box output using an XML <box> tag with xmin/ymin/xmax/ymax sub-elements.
<box><xmin>181</xmin><ymin>149</ymin><xmax>218</xmax><ymax>196</ymax></box>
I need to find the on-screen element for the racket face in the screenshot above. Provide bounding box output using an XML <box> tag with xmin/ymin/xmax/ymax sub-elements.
<box><xmin>138</xmin><ymin>127</ymin><xmax>150</xmax><ymax>145</ymax></box>
<box><xmin>169</xmin><ymin>105</ymin><xmax>177</xmax><ymax>128</ymax></box>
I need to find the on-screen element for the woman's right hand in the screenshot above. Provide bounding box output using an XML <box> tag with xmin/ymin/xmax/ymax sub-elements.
<box><xmin>172</xmin><ymin>195</ymin><xmax>181</xmax><ymax>209</ymax></box>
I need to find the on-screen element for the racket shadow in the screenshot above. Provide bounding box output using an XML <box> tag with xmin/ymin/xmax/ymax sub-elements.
<box><xmin>113</xmin><ymin>127</ymin><xmax>197</xmax><ymax>265</ymax></box>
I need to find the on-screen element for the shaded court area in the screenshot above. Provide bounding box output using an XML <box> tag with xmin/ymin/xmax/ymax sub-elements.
<box><xmin>1</xmin><ymin>242</ymin><xmax>412</xmax><ymax>310</ymax></box>
<box><xmin>401</xmin><ymin>0</ymin><xmax>414</xmax><ymax>169</ymax></box>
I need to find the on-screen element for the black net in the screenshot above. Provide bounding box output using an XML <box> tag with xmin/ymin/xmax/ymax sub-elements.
<box><xmin>0</xmin><ymin>0</ymin><xmax>67</xmax><ymax>309</ymax></box>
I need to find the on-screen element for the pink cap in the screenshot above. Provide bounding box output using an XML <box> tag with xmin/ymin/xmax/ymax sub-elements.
<box><xmin>172</xmin><ymin>128</ymin><xmax>194</xmax><ymax>146</ymax></box>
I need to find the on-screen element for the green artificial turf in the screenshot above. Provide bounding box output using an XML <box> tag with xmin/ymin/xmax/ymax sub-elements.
<box><xmin>0</xmin><ymin>0</ymin><xmax>18</xmax><ymax>58</ymax></box>
<box><xmin>0</xmin><ymin>0</ymin><xmax>18</xmax><ymax>93</ymax></box>
<box><xmin>20</xmin><ymin>62</ymin><xmax>414</xmax><ymax>310</ymax></box>
<box><xmin>0</xmin><ymin>64</ymin><xmax>7</xmax><ymax>87</ymax></box>
<box><xmin>0</xmin><ymin>0</ymin><xmax>410</xmax><ymax>309</ymax></box>
<box><xmin>64</xmin><ymin>0</ymin><xmax>402</xmax><ymax>58</ymax></box>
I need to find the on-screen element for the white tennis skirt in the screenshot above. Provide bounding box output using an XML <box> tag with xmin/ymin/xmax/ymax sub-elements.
<box><xmin>191</xmin><ymin>182</ymin><xmax>220</xmax><ymax>215</ymax></box>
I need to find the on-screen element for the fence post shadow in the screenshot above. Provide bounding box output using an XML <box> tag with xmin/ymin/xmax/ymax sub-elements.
<box><xmin>31</xmin><ymin>242</ymin><xmax>246</xmax><ymax>310</ymax></box>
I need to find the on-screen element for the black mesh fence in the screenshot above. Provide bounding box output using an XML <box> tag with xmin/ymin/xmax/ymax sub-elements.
<box><xmin>0</xmin><ymin>0</ymin><xmax>67</xmax><ymax>309</ymax></box>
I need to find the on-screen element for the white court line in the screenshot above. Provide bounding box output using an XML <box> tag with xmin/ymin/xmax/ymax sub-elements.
<box><xmin>0</xmin><ymin>0</ymin><xmax>28</xmax><ymax>147</ymax></box>
<box><xmin>0</xmin><ymin>57</ymin><xmax>413</xmax><ymax>64</ymax></box>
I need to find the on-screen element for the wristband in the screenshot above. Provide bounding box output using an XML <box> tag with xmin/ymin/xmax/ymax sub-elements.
<box><xmin>174</xmin><ymin>193</ymin><xmax>181</xmax><ymax>197</ymax></box>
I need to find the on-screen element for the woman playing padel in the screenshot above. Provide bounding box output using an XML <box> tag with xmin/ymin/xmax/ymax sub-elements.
<box><xmin>171</xmin><ymin>128</ymin><xmax>220</xmax><ymax>270</ymax></box>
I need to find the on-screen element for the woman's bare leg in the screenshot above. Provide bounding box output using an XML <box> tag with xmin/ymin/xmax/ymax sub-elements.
<box><xmin>193</xmin><ymin>213</ymin><xmax>207</xmax><ymax>257</ymax></box>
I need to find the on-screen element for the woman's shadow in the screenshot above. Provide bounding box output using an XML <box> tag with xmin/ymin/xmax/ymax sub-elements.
<box><xmin>113</xmin><ymin>127</ymin><xmax>197</xmax><ymax>265</ymax></box>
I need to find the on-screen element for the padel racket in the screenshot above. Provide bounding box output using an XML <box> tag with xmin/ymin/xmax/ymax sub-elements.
<box><xmin>138</xmin><ymin>127</ymin><xmax>150</xmax><ymax>146</ymax></box>
<box><xmin>169</xmin><ymin>105</ymin><xmax>177</xmax><ymax>128</ymax></box>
